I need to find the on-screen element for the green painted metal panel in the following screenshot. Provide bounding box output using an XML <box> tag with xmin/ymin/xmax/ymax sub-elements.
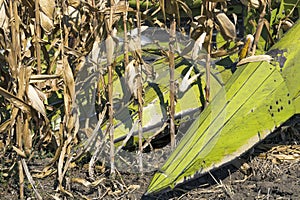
<box><xmin>109</xmin><ymin>56</ymin><xmax>229</xmax><ymax>145</ymax></box>
<box><xmin>146</xmin><ymin>20</ymin><xmax>300</xmax><ymax>194</ymax></box>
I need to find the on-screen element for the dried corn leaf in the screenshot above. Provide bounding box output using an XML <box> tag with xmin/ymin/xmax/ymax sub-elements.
<box><xmin>32</xmin><ymin>168</ymin><xmax>56</xmax><ymax>178</ymax></box>
<box><xmin>237</xmin><ymin>55</ymin><xmax>273</xmax><ymax>66</ymax></box>
<box><xmin>249</xmin><ymin>0</ymin><xmax>260</xmax><ymax>9</ymax></box>
<box><xmin>39</xmin><ymin>0</ymin><xmax>55</xmax><ymax>19</ymax></box>
<box><xmin>57</xmin><ymin>144</ymin><xmax>67</xmax><ymax>189</ymax></box>
<box><xmin>63</xmin><ymin>57</ymin><xmax>75</xmax><ymax>102</ymax></box>
<box><xmin>103</xmin><ymin>3</ymin><xmax>134</xmax><ymax>14</ymax></box>
<box><xmin>71</xmin><ymin>178</ymin><xmax>92</xmax><ymax>187</ymax></box>
<box><xmin>90</xmin><ymin>178</ymin><xmax>106</xmax><ymax>187</ymax></box>
<box><xmin>0</xmin><ymin>87</ymin><xmax>31</xmax><ymax>113</ymax></box>
<box><xmin>68</xmin><ymin>0</ymin><xmax>81</xmax><ymax>8</ymax></box>
<box><xmin>71</xmin><ymin>177</ymin><xmax>106</xmax><ymax>188</ymax></box>
<box><xmin>40</xmin><ymin>12</ymin><xmax>54</xmax><ymax>33</ymax></box>
<box><xmin>127</xmin><ymin>185</ymin><xmax>141</xmax><ymax>192</ymax></box>
<box><xmin>30</xmin><ymin>74</ymin><xmax>61</xmax><ymax>83</ymax></box>
<box><xmin>105</xmin><ymin>34</ymin><xmax>115</xmax><ymax>66</ymax></box>
<box><xmin>192</xmin><ymin>32</ymin><xmax>206</xmax><ymax>60</ymax></box>
<box><xmin>108</xmin><ymin>190</ymin><xmax>123</xmax><ymax>196</ymax></box>
<box><xmin>66</xmin><ymin>108</ymin><xmax>79</xmax><ymax>134</ymax></box>
<box><xmin>27</xmin><ymin>84</ymin><xmax>46</xmax><ymax>117</ymax></box>
<box><xmin>0</xmin><ymin>140</ymin><xmax>4</xmax><ymax>150</ymax></box>
<box><xmin>215</xmin><ymin>12</ymin><xmax>236</xmax><ymax>40</ymax></box>
<box><xmin>273</xmin><ymin>154</ymin><xmax>298</xmax><ymax>160</ymax></box>
<box><xmin>59</xmin><ymin>185</ymin><xmax>74</xmax><ymax>197</ymax></box>
<box><xmin>127</xmin><ymin>184</ymin><xmax>140</xmax><ymax>191</ymax></box>
<box><xmin>125</xmin><ymin>60</ymin><xmax>138</xmax><ymax>98</ymax></box>
<box><xmin>12</xmin><ymin>146</ymin><xmax>27</xmax><ymax>158</ymax></box>
<box><xmin>0</xmin><ymin>119</ymin><xmax>10</xmax><ymax>133</ymax></box>
<box><xmin>0</xmin><ymin>1</ymin><xmax>8</xmax><ymax>30</ymax></box>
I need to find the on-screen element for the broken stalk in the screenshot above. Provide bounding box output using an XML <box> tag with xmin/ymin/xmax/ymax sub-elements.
<box><xmin>136</xmin><ymin>0</ymin><xmax>144</xmax><ymax>173</ymax></box>
<box><xmin>169</xmin><ymin>16</ymin><xmax>176</xmax><ymax>149</ymax></box>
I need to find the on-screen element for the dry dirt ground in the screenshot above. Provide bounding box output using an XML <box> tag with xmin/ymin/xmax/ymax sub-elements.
<box><xmin>1</xmin><ymin>118</ymin><xmax>300</xmax><ymax>200</ymax></box>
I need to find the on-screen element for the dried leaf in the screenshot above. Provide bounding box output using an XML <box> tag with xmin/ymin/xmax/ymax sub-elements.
<box><xmin>282</xmin><ymin>20</ymin><xmax>294</xmax><ymax>31</ymax></box>
<box><xmin>71</xmin><ymin>177</ymin><xmax>105</xmax><ymax>188</ymax></box>
<box><xmin>105</xmin><ymin>34</ymin><xmax>115</xmax><ymax>66</ymax></box>
<box><xmin>127</xmin><ymin>184</ymin><xmax>140</xmax><ymax>191</ymax></box>
<box><xmin>192</xmin><ymin>32</ymin><xmax>206</xmax><ymax>60</ymax></box>
<box><xmin>30</xmin><ymin>74</ymin><xmax>61</xmax><ymax>83</ymax></box>
<box><xmin>125</xmin><ymin>60</ymin><xmax>138</xmax><ymax>98</ymax></box>
<box><xmin>237</xmin><ymin>55</ymin><xmax>273</xmax><ymax>66</ymax></box>
<box><xmin>68</xmin><ymin>0</ymin><xmax>81</xmax><ymax>8</ymax></box>
<box><xmin>0</xmin><ymin>1</ymin><xmax>8</xmax><ymax>30</ymax></box>
<box><xmin>107</xmin><ymin>3</ymin><xmax>134</xmax><ymax>14</ymax></box>
<box><xmin>63</xmin><ymin>57</ymin><xmax>75</xmax><ymax>102</ymax></box>
<box><xmin>274</xmin><ymin>154</ymin><xmax>297</xmax><ymax>160</ymax></box>
<box><xmin>179</xmin><ymin>67</ymin><xmax>200</xmax><ymax>93</ymax></box>
<box><xmin>249</xmin><ymin>0</ymin><xmax>260</xmax><ymax>9</ymax></box>
<box><xmin>12</xmin><ymin>146</ymin><xmax>27</xmax><ymax>158</ymax></box>
<box><xmin>32</xmin><ymin>168</ymin><xmax>56</xmax><ymax>178</ymax></box>
<box><xmin>40</xmin><ymin>12</ymin><xmax>54</xmax><ymax>33</ymax></box>
<box><xmin>0</xmin><ymin>87</ymin><xmax>31</xmax><ymax>113</ymax></box>
<box><xmin>59</xmin><ymin>185</ymin><xmax>74</xmax><ymax>197</ymax></box>
<box><xmin>39</xmin><ymin>0</ymin><xmax>55</xmax><ymax>19</ymax></box>
<box><xmin>71</xmin><ymin>178</ymin><xmax>92</xmax><ymax>187</ymax></box>
<box><xmin>215</xmin><ymin>12</ymin><xmax>236</xmax><ymax>40</ymax></box>
<box><xmin>0</xmin><ymin>119</ymin><xmax>10</xmax><ymax>133</ymax></box>
<box><xmin>90</xmin><ymin>178</ymin><xmax>106</xmax><ymax>187</ymax></box>
<box><xmin>27</xmin><ymin>84</ymin><xmax>46</xmax><ymax>117</ymax></box>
